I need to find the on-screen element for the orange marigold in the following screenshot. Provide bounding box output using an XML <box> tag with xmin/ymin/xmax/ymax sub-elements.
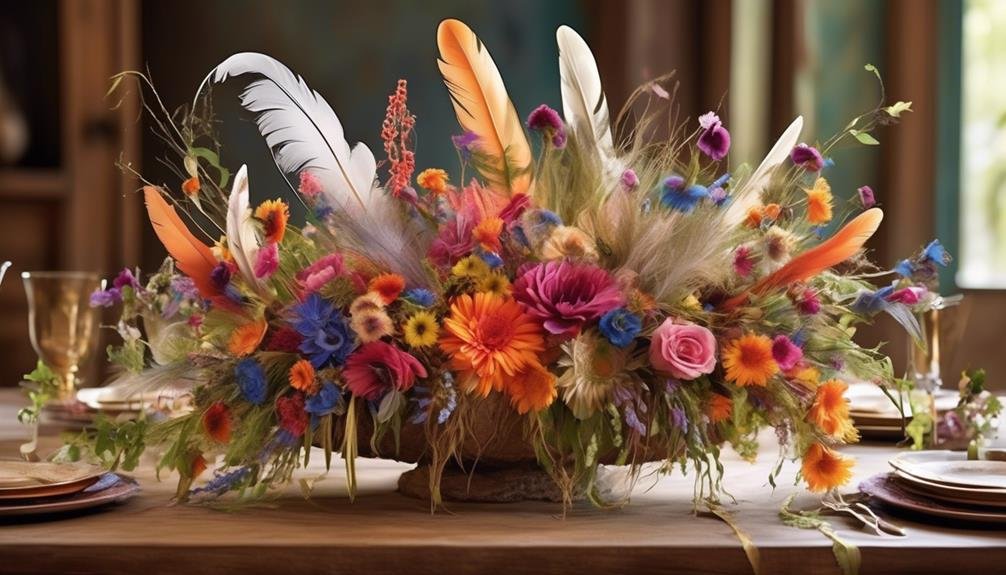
<box><xmin>808</xmin><ymin>379</ymin><xmax>858</xmax><ymax>441</ymax></box>
<box><xmin>289</xmin><ymin>358</ymin><xmax>317</xmax><ymax>394</ymax></box>
<box><xmin>744</xmin><ymin>206</ymin><xmax>764</xmax><ymax>228</ymax></box>
<box><xmin>228</xmin><ymin>319</ymin><xmax>268</xmax><ymax>356</ymax></box>
<box><xmin>439</xmin><ymin>292</ymin><xmax>546</xmax><ymax>396</ymax></box>
<box><xmin>254</xmin><ymin>199</ymin><xmax>290</xmax><ymax>244</ymax></box>
<box><xmin>202</xmin><ymin>402</ymin><xmax>232</xmax><ymax>443</ymax></box>
<box><xmin>763</xmin><ymin>203</ymin><xmax>782</xmax><ymax>221</ymax></box>
<box><xmin>805</xmin><ymin>177</ymin><xmax>833</xmax><ymax>224</ymax></box>
<box><xmin>417</xmin><ymin>168</ymin><xmax>449</xmax><ymax>195</ymax></box>
<box><xmin>369</xmin><ymin>273</ymin><xmax>406</xmax><ymax>304</ymax></box>
<box><xmin>182</xmin><ymin>176</ymin><xmax>201</xmax><ymax>197</ymax></box>
<box><xmin>801</xmin><ymin>442</ymin><xmax>854</xmax><ymax>492</ymax></box>
<box><xmin>722</xmin><ymin>333</ymin><xmax>778</xmax><ymax>387</ymax></box>
<box><xmin>472</xmin><ymin>216</ymin><xmax>504</xmax><ymax>253</ymax></box>
<box><xmin>708</xmin><ymin>393</ymin><xmax>733</xmax><ymax>424</ymax></box>
<box><xmin>507</xmin><ymin>363</ymin><xmax>557</xmax><ymax>414</ymax></box>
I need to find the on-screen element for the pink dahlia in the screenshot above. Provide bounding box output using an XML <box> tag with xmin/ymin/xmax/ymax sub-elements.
<box><xmin>771</xmin><ymin>335</ymin><xmax>804</xmax><ymax>371</ymax></box>
<box><xmin>343</xmin><ymin>341</ymin><xmax>427</xmax><ymax>401</ymax></box>
<box><xmin>512</xmin><ymin>261</ymin><xmax>624</xmax><ymax>337</ymax></box>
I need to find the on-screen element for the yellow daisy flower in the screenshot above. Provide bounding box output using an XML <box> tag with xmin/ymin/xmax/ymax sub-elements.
<box><xmin>476</xmin><ymin>272</ymin><xmax>510</xmax><ymax>296</ymax></box>
<box><xmin>403</xmin><ymin>311</ymin><xmax>439</xmax><ymax>348</ymax></box>
<box><xmin>451</xmin><ymin>255</ymin><xmax>490</xmax><ymax>279</ymax></box>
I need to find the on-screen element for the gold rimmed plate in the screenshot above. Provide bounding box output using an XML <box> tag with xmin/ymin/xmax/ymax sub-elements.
<box><xmin>892</xmin><ymin>470</ymin><xmax>1006</xmax><ymax>508</ymax></box>
<box><xmin>0</xmin><ymin>461</ymin><xmax>105</xmax><ymax>500</ymax></box>
<box><xmin>0</xmin><ymin>473</ymin><xmax>139</xmax><ymax>517</ymax></box>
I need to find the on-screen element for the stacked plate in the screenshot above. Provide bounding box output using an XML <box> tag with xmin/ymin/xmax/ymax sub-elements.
<box><xmin>846</xmin><ymin>383</ymin><xmax>959</xmax><ymax>440</ymax></box>
<box><xmin>0</xmin><ymin>461</ymin><xmax>139</xmax><ymax>517</ymax></box>
<box><xmin>859</xmin><ymin>451</ymin><xmax>1006</xmax><ymax>525</ymax></box>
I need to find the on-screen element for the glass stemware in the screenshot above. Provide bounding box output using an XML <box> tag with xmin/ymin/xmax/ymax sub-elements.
<box><xmin>20</xmin><ymin>271</ymin><xmax>102</xmax><ymax>400</ymax></box>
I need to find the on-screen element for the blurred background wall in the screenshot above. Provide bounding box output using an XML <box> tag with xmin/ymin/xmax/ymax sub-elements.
<box><xmin>0</xmin><ymin>0</ymin><xmax>1002</xmax><ymax>389</ymax></box>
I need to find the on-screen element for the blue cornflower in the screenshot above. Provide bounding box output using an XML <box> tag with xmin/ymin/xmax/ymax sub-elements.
<box><xmin>598</xmin><ymin>308</ymin><xmax>642</xmax><ymax>348</ymax></box>
<box><xmin>479</xmin><ymin>251</ymin><xmax>504</xmax><ymax>269</ymax></box>
<box><xmin>404</xmin><ymin>288</ymin><xmax>436</xmax><ymax>308</ymax></box>
<box><xmin>234</xmin><ymin>358</ymin><xmax>268</xmax><ymax>405</ymax></box>
<box><xmin>290</xmin><ymin>293</ymin><xmax>356</xmax><ymax>368</ymax></box>
<box><xmin>922</xmin><ymin>239</ymin><xmax>950</xmax><ymax>266</ymax></box>
<box><xmin>660</xmin><ymin>175</ymin><xmax>709</xmax><ymax>213</ymax></box>
<box><xmin>894</xmin><ymin>259</ymin><xmax>915</xmax><ymax>277</ymax></box>
<box><xmin>851</xmin><ymin>286</ymin><xmax>893</xmax><ymax>314</ymax></box>
<box><xmin>305</xmin><ymin>381</ymin><xmax>343</xmax><ymax>416</ymax></box>
<box><xmin>189</xmin><ymin>466</ymin><xmax>251</xmax><ymax>497</ymax></box>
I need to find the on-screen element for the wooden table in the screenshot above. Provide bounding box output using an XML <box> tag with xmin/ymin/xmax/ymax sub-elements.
<box><xmin>0</xmin><ymin>389</ymin><xmax>1003</xmax><ymax>574</ymax></box>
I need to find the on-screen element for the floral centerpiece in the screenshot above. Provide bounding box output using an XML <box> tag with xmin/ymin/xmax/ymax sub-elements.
<box><xmin>74</xmin><ymin>20</ymin><xmax>946</xmax><ymax>507</ymax></box>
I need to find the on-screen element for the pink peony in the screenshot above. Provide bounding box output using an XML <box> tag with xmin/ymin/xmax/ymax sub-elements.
<box><xmin>343</xmin><ymin>341</ymin><xmax>427</xmax><ymax>401</ymax></box>
<box><xmin>771</xmin><ymin>335</ymin><xmax>803</xmax><ymax>371</ymax></box>
<box><xmin>254</xmin><ymin>243</ymin><xmax>279</xmax><ymax>279</ymax></box>
<box><xmin>297</xmin><ymin>254</ymin><xmax>344</xmax><ymax>295</ymax></box>
<box><xmin>648</xmin><ymin>318</ymin><xmax>717</xmax><ymax>380</ymax></box>
<box><xmin>512</xmin><ymin>261</ymin><xmax>624</xmax><ymax>337</ymax></box>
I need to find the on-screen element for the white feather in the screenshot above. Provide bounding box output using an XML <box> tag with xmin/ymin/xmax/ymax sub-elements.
<box><xmin>195</xmin><ymin>52</ymin><xmax>430</xmax><ymax>285</ymax></box>
<box><xmin>725</xmin><ymin>116</ymin><xmax>804</xmax><ymax>226</ymax></box>
<box><xmin>226</xmin><ymin>165</ymin><xmax>267</xmax><ymax>296</ymax></box>
<box><xmin>556</xmin><ymin>26</ymin><xmax>621</xmax><ymax>177</ymax></box>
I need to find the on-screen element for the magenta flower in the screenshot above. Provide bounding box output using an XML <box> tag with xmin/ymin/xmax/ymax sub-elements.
<box><xmin>797</xmin><ymin>289</ymin><xmax>821</xmax><ymax>315</ymax></box>
<box><xmin>526</xmin><ymin>105</ymin><xmax>567</xmax><ymax>149</ymax></box>
<box><xmin>733</xmin><ymin>246</ymin><xmax>755</xmax><ymax>277</ymax></box>
<box><xmin>857</xmin><ymin>185</ymin><xmax>876</xmax><ymax>209</ymax></box>
<box><xmin>791</xmin><ymin>144</ymin><xmax>824</xmax><ymax>172</ymax></box>
<box><xmin>297</xmin><ymin>253</ymin><xmax>344</xmax><ymax>295</ymax></box>
<box><xmin>343</xmin><ymin>341</ymin><xmax>427</xmax><ymax>400</ymax></box>
<box><xmin>452</xmin><ymin>130</ymin><xmax>479</xmax><ymax>159</ymax></box>
<box><xmin>621</xmin><ymin>169</ymin><xmax>639</xmax><ymax>191</ymax></box>
<box><xmin>771</xmin><ymin>335</ymin><xmax>803</xmax><ymax>371</ymax></box>
<box><xmin>697</xmin><ymin>112</ymin><xmax>731</xmax><ymax>161</ymax></box>
<box><xmin>498</xmin><ymin>192</ymin><xmax>531</xmax><ymax>224</ymax></box>
<box><xmin>298</xmin><ymin>170</ymin><xmax>323</xmax><ymax>198</ymax></box>
<box><xmin>512</xmin><ymin>260</ymin><xmax>624</xmax><ymax>337</ymax></box>
<box><xmin>254</xmin><ymin>243</ymin><xmax>279</xmax><ymax>279</ymax></box>
<box><xmin>886</xmin><ymin>286</ymin><xmax>926</xmax><ymax>305</ymax></box>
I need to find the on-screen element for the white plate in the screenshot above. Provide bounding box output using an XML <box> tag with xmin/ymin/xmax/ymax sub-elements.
<box><xmin>0</xmin><ymin>461</ymin><xmax>105</xmax><ymax>492</ymax></box>
<box><xmin>892</xmin><ymin>470</ymin><xmax>1006</xmax><ymax>508</ymax></box>
<box><xmin>890</xmin><ymin>451</ymin><xmax>1006</xmax><ymax>489</ymax></box>
<box><xmin>0</xmin><ymin>473</ymin><xmax>138</xmax><ymax>517</ymax></box>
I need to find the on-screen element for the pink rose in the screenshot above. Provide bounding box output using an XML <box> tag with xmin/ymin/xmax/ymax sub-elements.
<box><xmin>649</xmin><ymin>319</ymin><xmax>717</xmax><ymax>380</ymax></box>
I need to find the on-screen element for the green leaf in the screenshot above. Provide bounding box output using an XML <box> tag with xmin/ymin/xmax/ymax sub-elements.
<box><xmin>850</xmin><ymin>130</ymin><xmax>880</xmax><ymax>146</ymax></box>
<box><xmin>884</xmin><ymin>101</ymin><xmax>913</xmax><ymax>118</ymax></box>
<box><xmin>188</xmin><ymin>146</ymin><xmax>231</xmax><ymax>188</ymax></box>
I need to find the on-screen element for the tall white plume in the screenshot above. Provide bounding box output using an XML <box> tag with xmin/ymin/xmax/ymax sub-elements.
<box><xmin>725</xmin><ymin>116</ymin><xmax>804</xmax><ymax>226</ymax></box>
<box><xmin>556</xmin><ymin>26</ymin><xmax>621</xmax><ymax>177</ymax></box>
<box><xmin>226</xmin><ymin>165</ymin><xmax>268</xmax><ymax>296</ymax></box>
<box><xmin>195</xmin><ymin>52</ymin><xmax>430</xmax><ymax>285</ymax></box>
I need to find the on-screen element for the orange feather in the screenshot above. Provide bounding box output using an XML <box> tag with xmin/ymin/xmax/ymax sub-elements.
<box><xmin>143</xmin><ymin>186</ymin><xmax>219</xmax><ymax>299</ymax></box>
<box><xmin>722</xmin><ymin>208</ymin><xmax>884</xmax><ymax>309</ymax></box>
<box><xmin>437</xmin><ymin>19</ymin><xmax>532</xmax><ymax>196</ymax></box>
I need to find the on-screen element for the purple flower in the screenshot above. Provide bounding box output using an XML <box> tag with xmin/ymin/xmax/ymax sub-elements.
<box><xmin>670</xmin><ymin>407</ymin><xmax>688</xmax><ymax>433</ymax></box>
<box><xmin>527</xmin><ymin>104</ymin><xmax>563</xmax><ymax>133</ymax></box>
<box><xmin>112</xmin><ymin>268</ymin><xmax>140</xmax><ymax>291</ymax></box>
<box><xmin>290</xmin><ymin>293</ymin><xmax>356</xmax><ymax>368</ymax></box>
<box><xmin>551</xmin><ymin>130</ymin><xmax>567</xmax><ymax>149</ymax></box>
<box><xmin>621</xmin><ymin>169</ymin><xmax>639</xmax><ymax>191</ymax></box>
<box><xmin>660</xmin><ymin>175</ymin><xmax>709</xmax><ymax>213</ymax></box>
<box><xmin>451</xmin><ymin>130</ymin><xmax>479</xmax><ymax>159</ymax></box>
<box><xmin>791</xmin><ymin>143</ymin><xmax>824</xmax><ymax>172</ymax></box>
<box><xmin>171</xmin><ymin>276</ymin><xmax>199</xmax><ymax>299</ymax></box>
<box><xmin>210</xmin><ymin>262</ymin><xmax>232</xmax><ymax>291</ymax></box>
<box><xmin>512</xmin><ymin>260</ymin><xmax>624</xmax><ymax>337</ymax></box>
<box><xmin>89</xmin><ymin>288</ymin><xmax>121</xmax><ymax>308</ymax></box>
<box><xmin>857</xmin><ymin>185</ymin><xmax>876</xmax><ymax>209</ymax></box>
<box><xmin>697</xmin><ymin>112</ymin><xmax>730</xmax><ymax>161</ymax></box>
<box><xmin>771</xmin><ymin>335</ymin><xmax>803</xmax><ymax>371</ymax></box>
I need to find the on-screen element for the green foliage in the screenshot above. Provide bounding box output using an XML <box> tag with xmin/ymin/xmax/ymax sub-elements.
<box><xmin>17</xmin><ymin>361</ymin><xmax>60</xmax><ymax>426</ymax></box>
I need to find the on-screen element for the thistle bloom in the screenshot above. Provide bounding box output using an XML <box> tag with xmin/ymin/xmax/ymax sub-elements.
<box><xmin>771</xmin><ymin>335</ymin><xmax>803</xmax><ymax>371</ymax></box>
<box><xmin>254</xmin><ymin>199</ymin><xmax>289</xmax><ymax>244</ymax></box>
<box><xmin>403</xmin><ymin>311</ymin><xmax>439</xmax><ymax>348</ymax></box>
<box><xmin>801</xmin><ymin>442</ymin><xmax>854</xmax><ymax>492</ymax></box>
<box><xmin>439</xmin><ymin>292</ymin><xmax>546</xmax><ymax>396</ymax></box>
<box><xmin>290</xmin><ymin>293</ymin><xmax>356</xmax><ymax>368</ymax></box>
<box><xmin>202</xmin><ymin>402</ymin><xmax>232</xmax><ymax>443</ymax></box>
<box><xmin>288</xmin><ymin>358</ymin><xmax>317</xmax><ymax>394</ymax></box>
<box><xmin>228</xmin><ymin>318</ymin><xmax>268</xmax><ymax>356</ymax></box>
<box><xmin>791</xmin><ymin>143</ymin><xmax>824</xmax><ymax>172</ymax></box>
<box><xmin>733</xmin><ymin>245</ymin><xmax>755</xmax><ymax>277</ymax></box>
<box><xmin>722</xmin><ymin>333</ymin><xmax>778</xmax><ymax>387</ymax></box>
<box><xmin>598</xmin><ymin>308</ymin><xmax>643</xmax><ymax>348</ymax></box>
<box><xmin>697</xmin><ymin>112</ymin><xmax>731</xmax><ymax>161</ymax></box>
<box><xmin>526</xmin><ymin>104</ymin><xmax>566</xmax><ymax>148</ymax></box>
<box><xmin>350</xmin><ymin>307</ymin><xmax>394</xmax><ymax>343</ymax></box>
<box><xmin>417</xmin><ymin>168</ymin><xmax>449</xmax><ymax>195</ymax></box>
<box><xmin>857</xmin><ymin>185</ymin><xmax>876</xmax><ymax>209</ymax></box>
<box><xmin>512</xmin><ymin>260</ymin><xmax>624</xmax><ymax>337</ymax></box>
<box><xmin>343</xmin><ymin>341</ymin><xmax>427</xmax><ymax>400</ymax></box>
<box><xmin>804</xmin><ymin>177</ymin><xmax>833</xmax><ymax>224</ymax></box>
<box><xmin>649</xmin><ymin>319</ymin><xmax>717</xmax><ymax>380</ymax></box>
<box><xmin>369</xmin><ymin>273</ymin><xmax>406</xmax><ymax>304</ymax></box>
<box><xmin>235</xmin><ymin>358</ymin><xmax>268</xmax><ymax>405</ymax></box>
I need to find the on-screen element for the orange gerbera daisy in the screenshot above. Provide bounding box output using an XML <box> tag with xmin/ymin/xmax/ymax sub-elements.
<box><xmin>369</xmin><ymin>273</ymin><xmax>406</xmax><ymax>304</ymax></box>
<box><xmin>228</xmin><ymin>318</ymin><xmax>268</xmax><ymax>356</ymax></box>
<box><xmin>805</xmin><ymin>177</ymin><xmax>833</xmax><ymax>224</ymax></box>
<box><xmin>416</xmin><ymin>168</ymin><xmax>449</xmax><ymax>195</ymax></box>
<box><xmin>289</xmin><ymin>358</ymin><xmax>317</xmax><ymax>394</ymax></box>
<box><xmin>722</xmin><ymin>333</ymin><xmax>778</xmax><ymax>387</ymax></box>
<box><xmin>254</xmin><ymin>199</ymin><xmax>290</xmax><ymax>244</ymax></box>
<box><xmin>707</xmin><ymin>393</ymin><xmax>733</xmax><ymax>424</ymax></box>
<box><xmin>439</xmin><ymin>292</ymin><xmax>546</xmax><ymax>396</ymax></box>
<box><xmin>507</xmin><ymin>363</ymin><xmax>557</xmax><ymax>414</ymax></box>
<box><xmin>801</xmin><ymin>442</ymin><xmax>854</xmax><ymax>492</ymax></box>
<box><xmin>202</xmin><ymin>402</ymin><xmax>232</xmax><ymax>443</ymax></box>
<box><xmin>472</xmin><ymin>216</ymin><xmax>504</xmax><ymax>253</ymax></box>
<box><xmin>808</xmin><ymin>379</ymin><xmax>858</xmax><ymax>441</ymax></box>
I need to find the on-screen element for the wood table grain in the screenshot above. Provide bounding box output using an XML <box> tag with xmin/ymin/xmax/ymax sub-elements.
<box><xmin>0</xmin><ymin>389</ymin><xmax>1003</xmax><ymax>575</ymax></box>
